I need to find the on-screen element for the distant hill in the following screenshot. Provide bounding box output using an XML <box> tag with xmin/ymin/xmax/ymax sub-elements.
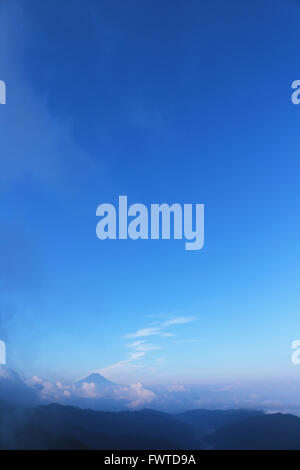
<box><xmin>175</xmin><ymin>409</ymin><xmax>263</xmax><ymax>437</ymax></box>
<box><xmin>206</xmin><ymin>413</ymin><xmax>300</xmax><ymax>450</ymax></box>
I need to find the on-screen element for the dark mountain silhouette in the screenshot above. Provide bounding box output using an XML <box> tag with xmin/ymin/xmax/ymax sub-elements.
<box><xmin>176</xmin><ymin>409</ymin><xmax>263</xmax><ymax>437</ymax></box>
<box><xmin>206</xmin><ymin>413</ymin><xmax>300</xmax><ymax>450</ymax></box>
<box><xmin>31</xmin><ymin>404</ymin><xmax>199</xmax><ymax>449</ymax></box>
<box><xmin>0</xmin><ymin>366</ymin><xmax>38</xmax><ymax>405</ymax></box>
<box><xmin>0</xmin><ymin>400</ymin><xmax>198</xmax><ymax>450</ymax></box>
<box><xmin>2</xmin><ymin>394</ymin><xmax>300</xmax><ymax>450</ymax></box>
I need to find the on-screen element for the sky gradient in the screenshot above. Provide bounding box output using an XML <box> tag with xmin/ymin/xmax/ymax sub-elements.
<box><xmin>1</xmin><ymin>0</ymin><xmax>300</xmax><ymax>396</ymax></box>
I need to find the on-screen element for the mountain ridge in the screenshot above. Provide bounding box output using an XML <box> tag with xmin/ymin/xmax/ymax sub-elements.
<box><xmin>1</xmin><ymin>397</ymin><xmax>300</xmax><ymax>449</ymax></box>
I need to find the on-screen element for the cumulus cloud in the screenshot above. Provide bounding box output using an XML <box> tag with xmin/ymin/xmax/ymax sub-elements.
<box><xmin>25</xmin><ymin>371</ymin><xmax>156</xmax><ymax>410</ymax></box>
<box><xmin>78</xmin><ymin>381</ymin><xmax>98</xmax><ymax>398</ymax></box>
<box><xmin>113</xmin><ymin>382</ymin><xmax>156</xmax><ymax>409</ymax></box>
<box><xmin>27</xmin><ymin>375</ymin><xmax>72</xmax><ymax>400</ymax></box>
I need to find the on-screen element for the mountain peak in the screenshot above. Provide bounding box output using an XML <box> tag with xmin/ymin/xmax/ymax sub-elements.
<box><xmin>77</xmin><ymin>373</ymin><xmax>115</xmax><ymax>388</ymax></box>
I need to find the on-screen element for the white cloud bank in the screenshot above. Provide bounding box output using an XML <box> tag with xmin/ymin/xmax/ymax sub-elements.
<box><xmin>27</xmin><ymin>374</ymin><xmax>156</xmax><ymax>409</ymax></box>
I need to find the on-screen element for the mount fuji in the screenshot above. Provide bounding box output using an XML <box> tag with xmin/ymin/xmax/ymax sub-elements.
<box><xmin>76</xmin><ymin>373</ymin><xmax>115</xmax><ymax>390</ymax></box>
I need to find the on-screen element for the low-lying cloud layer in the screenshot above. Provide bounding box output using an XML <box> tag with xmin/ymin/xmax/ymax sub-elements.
<box><xmin>25</xmin><ymin>370</ymin><xmax>157</xmax><ymax>410</ymax></box>
<box><xmin>3</xmin><ymin>365</ymin><xmax>300</xmax><ymax>416</ymax></box>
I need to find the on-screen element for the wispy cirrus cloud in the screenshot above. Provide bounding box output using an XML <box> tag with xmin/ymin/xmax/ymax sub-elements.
<box><xmin>125</xmin><ymin>327</ymin><xmax>172</xmax><ymax>339</ymax></box>
<box><xmin>97</xmin><ymin>316</ymin><xmax>197</xmax><ymax>383</ymax></box>
<box><xmin>125</xmin><ymin>316</ymin><xmax>196</xmax><ymax>339</ymax></box>
<box><xmin>99</xmin><ymin>351</ymin><xmax>146</xmax><ymax>374</ymax></box>
<box><xmin>95</xmin><ymin>352</ymin><xmax>145</xmax><ymax>384</ymax></box>
<box><xmin>126</xmin><ymin>340</ymin><xmax>161</xmax><ymax>352</ymax></box>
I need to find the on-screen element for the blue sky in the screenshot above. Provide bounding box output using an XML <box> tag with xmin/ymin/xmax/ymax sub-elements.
<box><xmin>1</xmin><ymin>0</ymin><xmax>300</xmax><ymax>389</ymax></box>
